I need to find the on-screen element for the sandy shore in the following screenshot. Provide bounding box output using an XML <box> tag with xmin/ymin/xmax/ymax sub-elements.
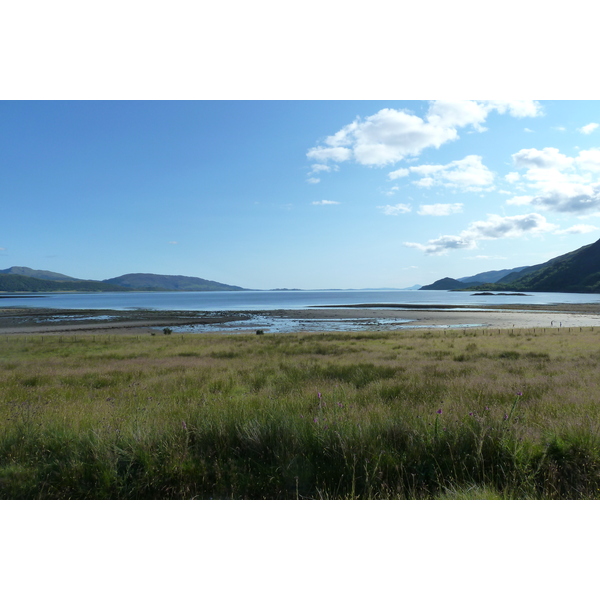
<box><xmin>1</xmin><ymin>303</ymin><xmax>600</xmax><ymax>335</ymax></box>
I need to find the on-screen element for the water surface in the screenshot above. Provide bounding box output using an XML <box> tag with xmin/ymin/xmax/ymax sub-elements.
<box><xmin>3</xmin><ymin>289</ymin><xmax>600</xmax><ymax>312</ymax></box>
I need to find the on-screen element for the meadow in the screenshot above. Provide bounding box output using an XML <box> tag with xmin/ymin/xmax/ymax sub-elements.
<box><xmin>1</xmin><ymin>326</ymin><xmax>600</xmax><ymax>499</ymax></box>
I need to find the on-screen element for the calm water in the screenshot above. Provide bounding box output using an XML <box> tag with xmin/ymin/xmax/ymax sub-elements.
<box><xmin>3</xmin><ymin>289</ymin><xmax>600</xmax><ymax>311</ymax></box>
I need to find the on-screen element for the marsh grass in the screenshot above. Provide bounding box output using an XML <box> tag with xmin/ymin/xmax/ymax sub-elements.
<box><xmin>2</xmin><ymin>327</ymin><xmax>600</xmax><ymax>499</ymax></box>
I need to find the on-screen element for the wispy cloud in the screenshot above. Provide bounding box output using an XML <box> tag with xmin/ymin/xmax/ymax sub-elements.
<box><xmin>417</xmin><ymin>203</ymin><xmax>464</xmax><ymax>216</ymax></box>
<box><xmin>405</xmin><ymin>213</ymin><xmax>555</xmax><ymax>254</ymax></box>
<box><xmin>312</xmin><ymin>200</ymin><xmax>340</xmax><ymax>205</ymax></box>
<box><xmin>554</xmin><ymin>224</ymin><xmax>599</xmax><ymax>235</ymax></box>
<box><xmin>378</xmin><ymin>203</ymin><xmax>411</xmax><ymax>215</ymax></box>
<box><xmin>465</xmin><ymin>255</ymin><xmax>507</xmax><ymax>260</ymax></box>
<box><xmin>306</xmin><ymin>177</ymin><xmax>320</xmax><ymax>184</ymax></box>
<box><xmin>579</xmin><ymin>123</ymin><xmax>599</xmax><ymax>135</ymax></box>
<box><xmin>408</xmin><ymin>155</ymin><xmax>495</xmax><ymax>192</ymax></box>
<box><xmin>168</xmin><ymin>241</ymin><xmax>178</xmax><ymax>245</ymax></box>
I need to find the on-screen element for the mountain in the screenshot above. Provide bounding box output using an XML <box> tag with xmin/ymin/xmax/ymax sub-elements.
<box><xmin>463</xmin><ymin>238</ymin><xmax>600</xmax><ymax>293</ymax></box>
<box><xmin>420</xmin><ymin>277</ymin><xmax>480</xmax><ymax>291</ymax></box>
<box><xmin>0</xmin><ymin>266</ymin><xmax>82</xmax><ymax>281</ymax></box>
<box><xmin>0</xmin><ymin>274</ymin><xmax>128</xmax><ymax>292</ymax></box>
<box><xmin>457</xmin><ymin>266</ymin><xmax>529</xmax><ymax>284</ymax></box>
<box><xmin>496</xmin><ymin>240</ymin><xmax>600</xmax><ymax>292</ymax></box>
<box><xmin>102</xmin><ymin>273</ymin><xmax>246</xmax><ymax>292</ymax></box>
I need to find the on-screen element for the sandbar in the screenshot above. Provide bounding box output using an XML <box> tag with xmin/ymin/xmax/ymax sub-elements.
<box><xmin>1</xmin><ymin>304</ymin><xmax>600</xmax><ymax>335</ymax></box>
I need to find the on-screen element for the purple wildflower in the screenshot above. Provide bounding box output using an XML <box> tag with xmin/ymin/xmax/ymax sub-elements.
<box><xmin>503</xmin><ymin>414</ymin><xmax>509</xmax><ymax>420</ymax></box>
<box><xmin>436</xmin><ymin>409</ymin><xmax>442</xmax><ymax>414</ymax></box>
<box><xmin>318</xmin><ymin>392</ymin><xmax>322</xmax><ymax>400</ymax></box>
<box><xmin>516</xmin><ymin>391</ymin><xmax>523</xmax><ymax>396</ymax></box>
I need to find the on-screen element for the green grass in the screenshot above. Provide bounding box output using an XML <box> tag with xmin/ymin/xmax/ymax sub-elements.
<box><xmin>1</xmin><ymin>327</ymin><xmax>600</xmax><ymax>499</ymax></box>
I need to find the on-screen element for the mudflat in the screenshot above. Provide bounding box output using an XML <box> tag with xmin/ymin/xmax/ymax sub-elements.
<box><xmin>1</xmin><ymin>303</ymin><xmax>600</xmax><ymax>335</ymax></box>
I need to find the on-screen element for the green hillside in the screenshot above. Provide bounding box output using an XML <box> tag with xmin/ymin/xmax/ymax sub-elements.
<box><xmin>420</xmin><ymin>277</ymin><xmax>481</xmax><ymax>290</ymax></box>
<box><xmin>0</xmin><ymin>266</ymin><xmax>81</xmax><ymax>281</ymax></box>
<box><xmin>466</xmin><ymin>239</ymin><xmax>600</xmax><ymax>293</ymax></box>
<box><xmin>0</xmin><ymin>274</ymin><xmax>128</xmax><ymax>293</ymax></box>
<box><xmin>103</xmin><ymin>273</ymin><xmax>246</xmax><ymax>292</ymax></box>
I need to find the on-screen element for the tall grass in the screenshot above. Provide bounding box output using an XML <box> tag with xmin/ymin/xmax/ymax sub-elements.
<box><xmin>1</xmin><ymin>327</ymin><xmax>600</xmax><ymax>499</ymax></box>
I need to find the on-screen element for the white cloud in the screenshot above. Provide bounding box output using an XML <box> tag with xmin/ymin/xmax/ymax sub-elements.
<box><xmin>378</xmin><ymin>203</ymin><xmax>412</xmax><ymax>215</ymax></box>
<box><xmin>576</xmin><ymin>149</ymin><xmax>600</xmax><ymax>172</ymax></box>
<box><xmin>312</xmin><ymin>200</ymin><xmax>340</xmax><ymax>205</ymax></box>
<box><xmin>417</xmin><ymin>203</ymin><xmax>464</xmax><ymax>216</ymax></box>
<box><xmin>388</xmin><ymin>168</ymin><xmax>410</xmax><ymax>180</ymax></box>
<box><xmin>554</xmin><ymin>224</ymin><xmax>599</xmax><ymax>235</ymax></box>
<box><xmin>405</xmin><ymin>213</ymin><xmax>555</xmax><ymax>254</ymax></box>
<box><xmin>306</xmin><ymin>146</ymin><xmax>352</xmax><ymax>163</ymax></box>
<box><xmin>579</xmin><ymin>123</ymin><xmax>599</xmax><ymax>135</ymax></box>
<box><xmin>309</xmin><ymin>164</ymin><xmax>332</xmax><ymax>173</ymax></box>
<box><xmin>409</xmin><ymin>155</ymin><xmax>495</xmax><ymax>192</ymax></box>
<box><xmin>306</xmin><ymin>177</ymin><xmax>320</xmax><ymax>184</ymax></box>
<box><xmin>512</xmin><ymin>147</ymin><xmax>573</xmax><ymax>170</ymax></box>
<box><xmin>524</xmin><ymin>128</ymin><xmax>534</xmax><ymax>133</ymax></box>
<box><xmin>505</xmin><ymin>172</ymin><xmax>520</xmax><ymax>183</ymax></box>
<box><xmin>486</xmin><ymin>100</ymin><xmax>543</xmax><ymax>118</ymax></box>
<box><xmin>506</xmin><ymin>147</ymin><xmax>600</xmax><ymax>214</ymax></box>
<box><xmin>529</xmin><ymin>184</ymin><xmax>600</xmax><ymax>213</ymax></box>
<box><xmin>168</xmin><ymin>241</ymin><xmax>178</xmax><ymax>245</ymax></box>
<box><xmin>307</xmin><ymin>101</ymin><xmax>543</xmax><ymax>168</ymax></box>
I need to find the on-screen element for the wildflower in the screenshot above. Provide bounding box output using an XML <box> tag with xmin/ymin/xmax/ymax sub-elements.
<box><xmin>503</xmin><ymin>414</ymin><xmax>509</xmax><ymax>420</ymax></box>
<box><xmin>485</xmin><ymin>406</ymin><xmax>490</xmax><ymax>411</ymax></box>
<box><xmin>337</xmin><ymin>402</ymin><xmax>343</xmax><ymax>408</ymax></box>
<box><xmin>182</xmin><ymin>420</ymin><xmax>187</xmax><ymax>430</ymax></box>
<box><xmin>469</xmin><ymin>412</ymin><xmax>474</xmax><ymax>416</ymax></box>
<box><xmin>436</xmin><ymin>409</ymin><xmax>442</xmax><ymax>414</ymax></box>
<box><xmin>516</xmin><ymin>391</ymin><xmax>523</xmax><ymax>396</ymax></box>
<box><xmin>313</xmin><ymin>417</ymin><xmax>318</xmax><ymax>423</ymax></box>
<box><xmin>318</xmin><ymin>392</ymin><xmax>322</xmax><ymax>400</ymax></box>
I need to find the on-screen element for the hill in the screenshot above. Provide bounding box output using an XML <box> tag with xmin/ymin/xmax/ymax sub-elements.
<box><xmin>102</xmin><ymin>273</ymin><xmax>246</xmax><ymax>292</ymax></box>
<box><xmin>420</xmin><ymin>237</ymin><xmax>600</xmax><ymax>293</ymax></box>
<box><xmin>420</xmin><ymin>278</ymin><xmax>481</xmax><ymax>291</ymax></box>
<box><xmin>0</xmin><ymin>274</ymin><xmax>128</xmax><ymax>293</ymax></box>
<box><xmin>464</xmin><ymin>238</ymin><xmax>600</xmax><ymax>293</ymax></box>
<box><xmin>457</xmin><ymin>266</ymin><xmax>529</xmax><ymax>284</ymax></box>
<box><xmin>0</xmin><ymin>266</ymin><xmax>82</xmax><ymax>281</ymax></box>
<box><xmin>496</xmin><ymin>241</ymin><xmax>600</xmax><ymax>292</ymax></box>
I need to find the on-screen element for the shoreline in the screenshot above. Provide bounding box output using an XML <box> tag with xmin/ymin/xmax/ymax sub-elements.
<box><xmin>2</xmin><ymin>304</ymin><xmax>600</xmax><ymax>335</ymax></box>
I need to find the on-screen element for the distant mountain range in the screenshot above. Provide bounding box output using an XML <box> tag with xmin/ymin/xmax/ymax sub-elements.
<box><xmin>0</xmin><ymin>267</ymin><xmax>246</xmax><ymax>293</ymax></box>
<box><xmin>420</xmin><ymin>238</ymin><xmax>600</xmax><ymax>293</ymax></box>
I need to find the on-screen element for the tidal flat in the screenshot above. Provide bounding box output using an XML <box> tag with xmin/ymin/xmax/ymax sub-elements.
<box><xmin>2</xmin><ymin>327</ymin><xmax>600</xmax><ymax>499</ymax></box>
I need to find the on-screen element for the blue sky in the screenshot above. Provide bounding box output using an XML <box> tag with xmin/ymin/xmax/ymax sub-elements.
<box><xmin>3</xmin><ymin>100</ymin><xmax>600</xmax><ymax>289</ymax></box>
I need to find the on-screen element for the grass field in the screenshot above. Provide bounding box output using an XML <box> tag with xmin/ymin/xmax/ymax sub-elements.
<box><xmin>2</xmin><ymin>326</ymin><xmax>600</xmax><ymax>499</ymax></box>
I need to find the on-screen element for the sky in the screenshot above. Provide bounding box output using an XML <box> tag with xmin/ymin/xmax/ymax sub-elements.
<box><xmin>3</xmin><ymin>100</ymin><xmax>600</xmax><ymax>290</ymax></box>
